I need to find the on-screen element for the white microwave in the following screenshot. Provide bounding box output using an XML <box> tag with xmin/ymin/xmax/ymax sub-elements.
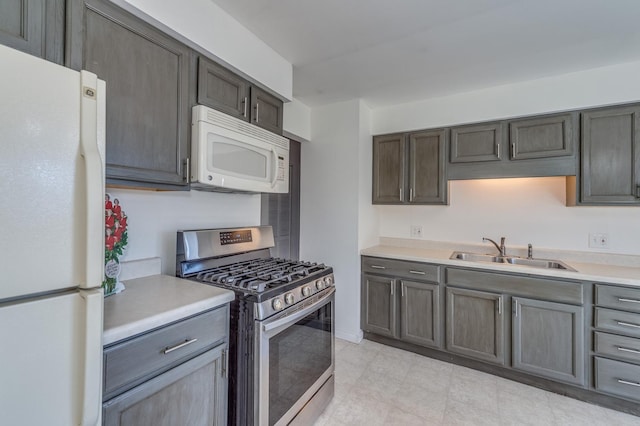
<box><xmin>190</xmin><ymin>105</ymin><xmax>289</xmax><ymax>193</ymax></box>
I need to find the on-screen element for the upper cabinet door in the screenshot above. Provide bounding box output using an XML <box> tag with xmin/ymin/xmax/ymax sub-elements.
<box><xmin>197</xmin><ymin>56</ymin><xmax>249</xmax><ymax>122</ymax></box>
<box><xmin>0</xmin><ymin>0</ymin><xmax>64</xmax><ymax>64</ymax></box>
<box><xmin>67</xmin><ymin>0</ymin><xmax>191</xmax><ymax>188</ymax></box>
<box><xmin>408</xmin><ymin>130</ymin><xmax>447</xmax><ymax>204</ymax></box>
<box><xmin>250</xmin><ymin>86</ymin><xmax>284</xmax><ymax>135</ymax></box>
<box><xmin>450</xmin><ymin>122</ymin><xmax>503</xmax><ymax>163</ymax></box>
<box><xmin>509</xmin><ymin>113</ymin><xmax>575</xmax><ymax>160</ymax></box>
<box><xmin>581</xmin><ymin>105</ymin><xmax>640</xmax><ymax>205</ymax></box>
<box><xmin>372</xmin><ymin>134</ymin><xmax>406</xmax><ymax>204</ymax></box>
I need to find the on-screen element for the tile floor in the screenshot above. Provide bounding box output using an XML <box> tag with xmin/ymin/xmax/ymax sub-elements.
<box><xmin>313</xmin><ymin>338</ymin><xmax>640</xmax><ymax>426</ymax></box>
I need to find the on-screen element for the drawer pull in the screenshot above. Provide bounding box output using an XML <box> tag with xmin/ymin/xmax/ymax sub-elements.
<box><xmin>370</xmin><ymin>265</ymin><xmax>385</xmax><ymax>270</ymax></box>
<box><xmin>409</xmin><ymin>270</ymin><xmax>426</xmax><ymax>275</ymax></box>
<box><xmin>617</xmin><ymin>346</ymin><xmax>640</xmax><ymax>355</ymax></box>
<box><xmin>618</xmin><ymin>298</ymin><xmax>640</xmax><ymax>304</ymax></box>
<box><xmin>617</xmin><ymin>379</ymin><xmax>640</xmax><ymax>388</ymax></box>
<box><xmin>617</xmin><ymin>321</ymin><xmax>640</xmax><ymax>329</ymax></box>
<box><xmin>163</xmin><ymin>338</ymin><xmax>198</xmax><ymax>355</ymax></box>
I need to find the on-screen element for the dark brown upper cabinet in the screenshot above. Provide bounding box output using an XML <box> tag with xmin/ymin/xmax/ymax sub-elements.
<box><xmin>0</xmin><ymin>0</ymin><xmax>64</xmax><ymax>64</ymax></box>
<box><xmin>509</xmin><ymin>113</ymin><xmax>574</xmax><ymax>160</ymax></box>
<box><xmin>198</xmin><ymin>56</ymin><xmax>284</xmax><ymax>135</ymax></box>
<box><xmin>373</xmin><ymin>131</ymin><xmax>447</xmax><ymax>205</ymax></box>
<box><xmin>448</xmin><ymin>112</ymin><xmax>577</xmax><ymax>180</ymax></box>
<box><xmin>450</xmin><ymin>122</ymin><xmax>503</xmax><ymax>163</ymax></box>
<box><xmin>67</xmin><ymin>0</ymin><xmax>192</xmax><ymax>189</ymax></box>
<box><xmin>578</xmin><ymin>104</ymin><xmax>640</xmax><ymax>205</ymax></box>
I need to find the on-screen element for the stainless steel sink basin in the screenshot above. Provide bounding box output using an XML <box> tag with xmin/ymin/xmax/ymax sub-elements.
<box><xmin>450</xmin><ymin>252</ymin><xmax>502</xmax><ymax>263</ymax></box>
<box><xmin>503</xmin><ymin>257</ymin><xmax>577</xmax><ymax>271</ymax></box>
<box><xmin>450</xmin><ymin>251</ymin><xmax>577</xmax><ymax>272</ymax></box>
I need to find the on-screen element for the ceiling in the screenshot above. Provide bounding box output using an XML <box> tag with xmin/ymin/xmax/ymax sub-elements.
<box><xmin>210</xmin><ymin>0</ymin><xmax>640</xmax><ymax>109</ymax></box>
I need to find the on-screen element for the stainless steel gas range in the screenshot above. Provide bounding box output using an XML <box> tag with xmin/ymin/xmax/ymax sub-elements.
<box><xmin>176</xmin><ymin>226</ymin><xmax>335</xmax><ymax>426</ymax></box>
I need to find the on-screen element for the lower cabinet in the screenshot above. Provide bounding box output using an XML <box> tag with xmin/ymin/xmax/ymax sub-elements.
<box><xmin>361</xmin><ymin>274</ymin><xmax>396</xmax><ymax>338</ymax></box>
<box><xmin>445</xmin><ymin>287</ymin><xmax>505</xmax><ymax>365</ymax></box>
<box><xmin>512</xmin><ymin>297</ymin><xmax>585</xmax><ymax>385</ymax></box>
<box><xmin>103</xmin><ymin>307</ymin><xmax>229</xmax><ymax>425</ymax></box>
<box><xmin>103</xmin><ymin>346</ymin><xmax>227</xmax><ymax>426</ymax></box>
<box><xmin>361</xmin><ymin>260</ymin><xmax>441</xmax><ymax>349</ymax></box>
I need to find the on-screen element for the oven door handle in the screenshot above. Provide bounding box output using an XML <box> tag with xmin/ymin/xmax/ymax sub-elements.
<box><xmin>262</xmin><ymin>287</ymin><xmax>335</xmax><ymax>333</ymax></box>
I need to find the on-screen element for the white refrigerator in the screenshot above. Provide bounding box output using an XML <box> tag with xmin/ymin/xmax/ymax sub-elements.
<box><xmin>0</xmin><ymin>45</ymin><xmax>105</xmax><ymax>425</ymax></box>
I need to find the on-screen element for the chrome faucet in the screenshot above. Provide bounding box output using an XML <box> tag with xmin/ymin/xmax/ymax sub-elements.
<box><xmin>483</xmin><ymin>237</ymin><xmax>506</xmax><ymax>257</ymax></box>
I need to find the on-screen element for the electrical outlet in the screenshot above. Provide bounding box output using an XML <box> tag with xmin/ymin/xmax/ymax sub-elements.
<box><xmin>410</xmin><ymin>225</ymin><xmax>423</xmax><ymax>238</ymax></box>
<box><xmin>589</xmin><ymin>233</ymin><xmax>609</xmax><ymax>248</ymax></box>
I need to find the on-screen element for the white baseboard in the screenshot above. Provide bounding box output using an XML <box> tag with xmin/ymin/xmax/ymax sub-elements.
<box><xmin>335</xmin><ymin>328</ymin><xmax>363</xmax><ymax>343</ymax></box>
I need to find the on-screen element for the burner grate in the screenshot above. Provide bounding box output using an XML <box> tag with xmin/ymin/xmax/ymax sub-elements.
<box><xmin>194</xmin><ymin>258</ymin><xmax>326</xmax><ymax>293</ymax></box>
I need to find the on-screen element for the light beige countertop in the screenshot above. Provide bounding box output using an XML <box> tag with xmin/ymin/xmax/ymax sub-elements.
<box><xmin>361</xmin><ymin>238</ymin><xmax>640</xmax><ymax>288</ymax></box>
<box><xmin>103</xmin><ymin>274</ymin><xmax>235</xmax><ymax>346</ymax></box>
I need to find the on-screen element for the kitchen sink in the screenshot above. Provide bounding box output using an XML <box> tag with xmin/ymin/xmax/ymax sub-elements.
<box><xmin>450</xmin><ymin>251</ymin><xmax>577</xmax><ymax>272</ymax></box>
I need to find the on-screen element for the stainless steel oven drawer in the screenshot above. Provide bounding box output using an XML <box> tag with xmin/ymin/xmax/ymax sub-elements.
<box><xmin>104</xmin><ymin>306</ymin><xmax>228</xmax><ymax>397</ymax></box>
<box><xmin>362</xmin><ymin>256</ymin><xmax>439</xmax><ymax>282</ymax></box>
<box><xmin>595</xmin><ymin>332</ymin><xmax>640</xmax><ymax>364</ymax></box>
<box><xmin>596</xmin><ymin>285</ymin><xmax>640</xmax><ymax>313</ymax></box>
<box><xmin>595</xmin><ymin>357</ymin><xmax>640</xmax><ymax>401</ymax></box>
<box><xmin>594</xmin><ymin>307</ymin><xmax>640</xmax><ymax>338</ymax></box>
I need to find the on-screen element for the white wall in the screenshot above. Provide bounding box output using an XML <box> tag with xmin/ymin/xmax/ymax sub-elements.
<box><xmin>301</xmin><ymin>100</ymin><xmax>371</xmax><ymax>342</ymax></box>
<box><xmin>106</xmin><ymin>189</ymin><xmax>260</xmax><ymax>275</ymax></box>
<box><xmin>379</xmin><ymin>177</ymin><xmax>640</xmax><ymax>255</ymax></box>
<box><xmin>370</xmin><ymin>60</ymin><xmax>640</xmax><ymax>256</ymax></box>
<box><xmin>283</xmin><ymin>98</ymin><xmax>311</xmax><ymax>141</ymax></box>
<box><xmin>120</xmin><ymin>0</ymin><xmax>292</xmax><ymax>100</ymax></box>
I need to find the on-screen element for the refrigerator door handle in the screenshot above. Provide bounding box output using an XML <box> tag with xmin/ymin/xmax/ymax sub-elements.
<box><xmin>79</xmin><ymin>288</ymin><xmax>103</xmax><ymax>426</ymax></box>
<box><xmin>79</xmin><ymin>71</ymin><xmax>104</xmax><ymax>290</ymax></box>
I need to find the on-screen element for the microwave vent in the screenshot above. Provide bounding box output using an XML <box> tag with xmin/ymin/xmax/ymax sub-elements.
<box><xmin>203</xmin><ymin>107</ymin><xmax>288</xmax><ymax>149</ymax></box>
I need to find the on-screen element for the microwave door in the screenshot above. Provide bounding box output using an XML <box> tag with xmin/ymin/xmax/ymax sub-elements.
<box><xmin>207</xmin><ymin>134</ymin><xmax>275</xmax><ymax>191</ymax></box>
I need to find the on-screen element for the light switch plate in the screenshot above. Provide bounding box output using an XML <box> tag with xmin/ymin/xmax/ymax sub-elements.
<box><xmin>410</xmin><ymin>225</ymin><xmax>423</xmax><ymax>238</ymax></box>
<box><xmin>589</xmin><ymin>233</ymin><xmax>609</xmax><ymax>248</ymax></box>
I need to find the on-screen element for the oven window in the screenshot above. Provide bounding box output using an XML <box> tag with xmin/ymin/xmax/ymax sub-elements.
<box><xmin>269</xmin><ymin>302</ymin><xmax>332</xmax><ymax>425</ymax></box>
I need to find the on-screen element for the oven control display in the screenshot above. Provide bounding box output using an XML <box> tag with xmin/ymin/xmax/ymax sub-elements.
<box><xmin>220</xmin><ymin>230</ymin><xmax>253</xmax><ymax>245</ymax></box>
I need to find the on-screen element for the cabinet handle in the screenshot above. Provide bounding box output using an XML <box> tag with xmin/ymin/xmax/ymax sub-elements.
<box><xmin>370</xmin><ymin>265</ymin><xmax>385</xmax><ymax>270</ymax></box>
<box><xmin>409</xmin><ymin>270</ymin><xmax>426</xmax><ymax>275</ymax></box>
<box><xmin>401</xmin><ymin>284</ymin><xmax>405</xmax><ymax>297</ymax></box>
<box><xmin>399</xmin><ymin>188</ymin><xmax>403</xmax><ymax>202</ymax></box>
<box><xmin>163</xmin><ymin>338</ymin><xmax>198</xmax><ymax>354</ymax></box>
<box><xmin>511</xmin><ymin>142</ymin><xmax>516</xmax><ymax>158</ymax></box>
<box><xmin>617</xmin><ymin>346</ymin><xmax>640</xmax><ymax>355</ymax></box>
<box><xmin>618</xmin><ymin>298</ymin><xmax>640</xmax><ymax>304</ymax></box>
<box><xmin>496</xmin><ymin>142</ymin><xmax>501</xmax><ymax>159</ymax></box>
<box><xmin>242</xmin><ymin>97</ymin><xmax>248</xmax><ymax>117</ymax></box>
<box><xmin>499</xmin><ymin>297</ymin><xmax>504</xmax><ymax>316</ymax></box>
<box><xmin>390</xmin><ymin>283</ymin><xmax>394</xmax><ymax>296</ymax></box>
<box><xmin>618</xmin><ymin>379</ymin><xmax>640</xmax><ymax>388</ymax></box>
<box><xmin>255</xmin><ymin>103</ymin><xmax>260</xmax><ymax>123</ymax></box>
<box><xmin>617</xmin><ymin>321</ymin><xmax>640</xmax><ymax>329</ymax></box>
<box><xmin>221</xmin><ymin>349</ymin><xmax>228</xmax><ymax>378</ymax></box>
<box><xmin>409</xmin><ymin>188</ymin><xmax>414</xmax><ymax>202</ymax></box>
<box><xmin>183</xmin><ymin>157</ymin><xmax>190</xmax><ymax>182</ymax></box>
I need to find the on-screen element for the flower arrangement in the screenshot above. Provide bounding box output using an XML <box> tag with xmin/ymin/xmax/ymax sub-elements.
<box><xmin>103</xmin><ymin>193</ymin><xmax>128</xmax><ymax>296</ymax></box>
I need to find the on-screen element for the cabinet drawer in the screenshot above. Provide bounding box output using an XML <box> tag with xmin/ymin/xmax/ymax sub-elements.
<box><xmin>596</xmin><ymin>285</ymin><xmax>640</xmax><ymax>313</ymax></box>
<box><xmin>595</xmin><ymin>332</ymin><xmax>640</xmax><ymax>364</ymax></box>
<box><xmin>595</xmin><ymin>357</ymin><xmax>640</xmax><ymax>401</ymax></box>
<box><xmin>362</xmin><ymin>256</ymin><xmax>439</xmax><ymax>282</ymax></box>
<box><xmin>104</xmin><ymin>306</ymin><xmax>228</xmax><ymax>397</ymax></box>
<box><xmin>594</xmin><ymin>308</ymin><xmax>640</xmax><ymax>339</ymax></box>
<box><xmin>445</xmin><ymin>267</ymin><xmax>583</xmax><ymax>304</ymax></box>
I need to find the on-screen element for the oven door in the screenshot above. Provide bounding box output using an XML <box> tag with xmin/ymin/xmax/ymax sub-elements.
<box><xmin>255</xmin><ymin>287</ymin><xmax>335</xmax><ymax>426</ymax></box>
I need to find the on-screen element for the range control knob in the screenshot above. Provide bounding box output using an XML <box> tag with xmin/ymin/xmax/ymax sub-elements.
<box><xmin>302</xmin><ymin>286</ymin><xmax>311</xmax><ymax>297</ymax></box>
<box><xmin>285</xmin><ymin>293</ymin><xmax>295</xmax><ymax>305</ymax></box>
<box><xmin>316</xmin><ymin>279</ymin><xmax>324</xmax><ymax>290</ymax></box>
<box><xmin>324</xmin><ymin>276</ymin><xmax>333</xmax><ymax>286</ymax></box>
<box><xmin>272</xmin><ymin>298</ymin><xmax>283</xmax><ymax>311</ymax></box>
